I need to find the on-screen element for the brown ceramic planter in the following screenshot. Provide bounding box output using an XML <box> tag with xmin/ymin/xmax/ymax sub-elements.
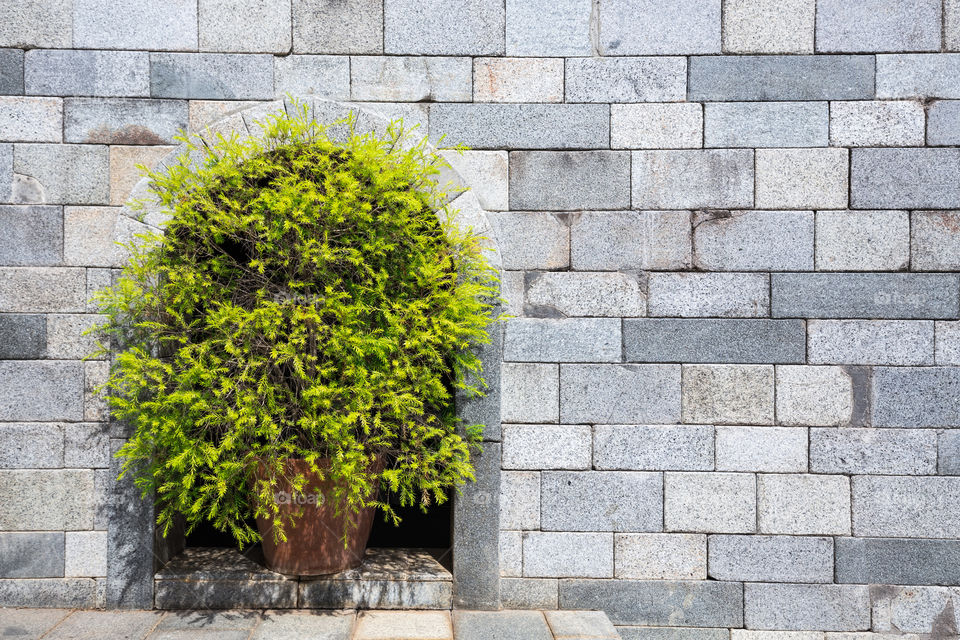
<box><xmin>253</xmin><ymin>458</ymin><xmax>378</xmax><ymax>576</ymax></box>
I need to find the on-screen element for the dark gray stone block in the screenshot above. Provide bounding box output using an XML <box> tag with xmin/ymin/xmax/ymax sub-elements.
<box><xmin>384</xmin><ymin>0</ymin><xmax>504</xmax><ymax>55</ymax></box>
<box><xmin>0</xmin><ymin>205</ymin><xmax>62</xmax><ymax>266</ymax></box>
<box><xmin>688</xmin><ymin>55</ymin><xmax>875</xmax><ymax>101</ymax></box>
<box><xmin>150</xmin><ymin>53</ymin><xmax>274</xmax><ymax>100</ymax></box>
<box><xmin>708</xmin><ymin>534</ymin><xmax>832</xmax><ymax>584</ymax></box>
<box><xmin>0</xmin><ymin>314</ymin><xmax>45</xmax><ymax>359</ymax></box>
<box><xmin>64</xmin><ymin>98</ymin><xmax>188</xmax><ymax>145</ymax></box>
<box><xmin>617</xmin><ymin>628</ymin><xmax>729</xmax><ymax>640</ymax></box>
<box><xmin>559</xmin><ymin>579</ymin><xmax>743</xmax><ymax>627</ymax></box>
<box><xmin>24</xmin><ymin>49</ymin><xmax>150</xmax><ymax>98</ymax></box>
<box><xmin>452</xmin><ymin>441</ymin><xmax>500</xmax><ymax>609</ymax></box>
<box><xmin>0</xmin><ymin>49</ymin><xmax>23</xmax><ymax>95</ymax></box>
<box><xmin>624</xmin><ymin>319</ymin><xmax>805</xmax><ymax>364</ymax></box>
<box><xmin>771</xmin><ymin>273</ymin><xmax>960</xmax><ymax>319</ymax></box>
<box><xmin>453</xmin><ymin>611</ymin><xmax>552</xmax><ymax>640</ymax></box>
<box><xmin>836</xmin><ymin>537</ymin><xmax>960</xmax><ymax>585</ymax></box>
<box><xmin>852</xmin><ymin>148</ymin><xmax>960</xmax><ymax>209</ymax></box>
<box><xmin>874</xmin><ymin>367</ymin><xmax>960</xmax><ymax>427</ymax></box>
<box><xmin>509</xmin><ymin>151</ymin><xmax>631</xmax><ymax>211</ymax></box>
<box><xmin>0</xmin><ymin>532</ymin><xmax>64</xmax><ymax>577</ymax></box>
<box><xmin>430</xmin><ymin>104</ymin><xmax>609</xmax><ymax>150</ymax></box>
<box><xmin>0</xmin><ymin>578</ymin><xmax>99</xmax><ymax>608</ymax></box>
<box><xmin>541</xmin><ymin>471</ymin><xmax>663</xmax><ymax>532</ymax></box>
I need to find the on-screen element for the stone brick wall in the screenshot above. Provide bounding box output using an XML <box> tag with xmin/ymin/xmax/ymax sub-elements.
<box><xmin>2</xmin><ymin>0</ymin><xmax>960</xmax><ymax>632</ymax></box>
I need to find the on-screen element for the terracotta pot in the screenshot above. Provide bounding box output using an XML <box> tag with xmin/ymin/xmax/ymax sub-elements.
<box><xmin>253</xmin><ymin>458</ymin><xmax>378</xmax><ymax>576</ymax></box>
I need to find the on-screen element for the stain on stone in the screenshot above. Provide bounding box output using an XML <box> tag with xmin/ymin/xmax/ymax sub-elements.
<box><xmin>11</xmin><ymin>174</ymin><xmax>46</xmax><ymax>204</ymax></box>
<box><xmin>931</xmin><ymin>597</ymin><xmax>959</xmax><ymax>640</ymax></box>
<box><xmin>86</xmin><ymin>125</ymin><xmax>165</xmax><ymax>145</ymax></box>
<box><xmin>842</xmin><ymin>365</ymin><xmax>872</xmax><ymax>427</ymax></box>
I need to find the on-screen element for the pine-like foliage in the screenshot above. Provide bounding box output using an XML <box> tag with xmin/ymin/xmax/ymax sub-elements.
<box><xmin>92</xmin><ymin>104</ymin><xmax>500</xmax><ymax>547</ymax></box>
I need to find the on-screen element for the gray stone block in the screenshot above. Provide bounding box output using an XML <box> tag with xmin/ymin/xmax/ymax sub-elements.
<box><xmin>775</xmin><ymin>365</ymin><xmax>853</xmax><ymax>427</ymax></box>
<box><xmin>541</xmin><ymin>471</ymin><xmax>663</xmax><ymax>532</ymax></box>
<box><xmin>0</xmin><ymin>1</ymin><xmax>71</xmax><ymax>48</ymax></box>
<box><xmin>830</xmin><ymin>101</ymin><xmax>926</xmax><ymax>147</ymax></box>
<box><xmin>744</xmin><ymin>584</ymin><xmax>870</xmax><ymax>631</ymax></box>
<box><xmin>501</xmin><ymin>527</ymin><xmax>522</xmax><ymax>577</ymax></box>
<box><xmin>444</xmin><ymin>150</ymin><xmax>508</xmax><ymax>211</ymax></box>
<box><xmin>63</xmin><ymin>206</ymin><xmax>123</xmax><ymax>268</ymax></box>
<box><xmin>560</xmin><ymin>579</ymin><xmax>743</xmax><ymax>627</ymax></box>
<box><xmin>502</xmin><ymin>363</ymin><xmax>558</xmax><ymax>424</ymax></box>
<box><xmin>853</xmin><ymin>148</ymin><xmax>960</xmax><ymax>208</ymax></box>
<box><xmin>73</xmin><ymin>0</ymin><xmax>197</xmax><ymax>50</ymax></box>
<box><xmin>503</xmin><ymin>424</ymin><xmax>591</xmax><ymax>470</ymax></box>
<box><xmin>431</xmin><ymin>105</ymin><xmax>609</xmax><ymax>151</ymax></box>
<box><xmin>0</xmin><ymin>578</ymin><xmax>99</xmax><ymax>608</ymax></box>
<box><xmin>489</xmin><ymin>212</ymin><xmax>569</xmax><ymax>270</ymax></box>
<box><xmin>525</xmin><ymin>272</ymin><xmax>645</xmax><ymax>317</ymax></box>
<box><xmin>756</xmin><ymin>148</ymin><xmax>848</xmax><ymax>209</ymax></box>
<box><xmin>25</xmin><ymin>50</ymin><xmax>149</xmax><ymax>98</ymax></box>
<box><xmin>816</xmin><ymin>210</ymin><xmax>909</xmax><ymax>271</ymax></box>
<box><xmin>647</xmin><ymin>272</ymin><xmax>767</xmax><ymax>317</ymax></box>
<box><xmin>664</xmin><ymin>472</ymin><xmax>756</xmax><ymax>534</ymax></box>
<box><xmin>250</xmin><ymin>611</ymin><xmax>354</xmax><ymax>640</ymax></box>
<box><xmin>836</xmin><ymin>537</ymin><xmax>960</xmax><ymax>585</ymax></box>
<box><xmin>501</xmin><ymin>470</ymin><xmax>539</xmax><ymax>530</ymax></box>
<box><xmin>565</xmin><ymin>57</ymin><xmax>687</xmax><ymax>103</ymax></box>
<box><xmin>874</xmin><ymin>367</ymin><xmax>960</xmax><ymax>427</ymax></box>
<box><xmin>722</xmin><ymin>0</ymin><xmax>815</xmax><ymax>53</ymax></box>
<box><xmin>45</xmin><ymin>314</ymin><xmax>101</xmax><ymax>362</ymax></box>
<box><xmin>0</xmin><ymin>96</ymin><xmax>62</xmax><ymax>143</ymax></box>
<box><xmin>199</xmin><ymin>0</ymin><xmax>290</xmax><ymax>53</ymax></box>
<box><xmin>150</xmin><ymin>54</ymin><xmax>274</xmax><ymax>100</ymax></box>
<box><xmin>505</xmin><ymin>0</ymin><xmax>593</xmax><ymax>56</ymax></box>
<box><xmin>615</xmin><ymin>533</ymin><xmax>706</xmax><ymax>580</ymax></box>
<box><xmin>510</xmin><ymin>151</ymin><xmax>629</xmax><ymax>210</ymax></box>
<box><xmin>560</xmin><ymin>364</ymin><xmax>681</xmax><ymax>424</ymax></box>
<box><xmin>504</xmin><ymin>318</ymin><xmax>621</xmax><ymax>363</ymax></box>
<box><xmin>351</xmin><ymin>57</ymin><xmax>470</xmax><ymax>102</ymax></box>
<box><xmin>0</xmin><ymin>532</ymin><xmax>64</xmax><ymax>578</ymax></box>
<box><xmin>937</xmin><ymin>321</ymin><xmax>960</xmax><ymax>365</ymax></box>
<box><xmin>64</xmin><ymin>98</ymin><xmax>187</xmax><ymax>145</ymax></box>
<box><xmin>951</xmin><ymin>0</ymin><xmax>960</xmax><ymax>50</ymax></box>
<box><xmin>545</xmin><ymin>611</ymin><xmax>619</xmax><ymax>640</ymax></box>
<box><xmin>877</xmin><ymin>53</ymin><xmax>960</xmax><ymax>98</ymax></box>
<box><xmin>293</xmin><ymin>0</ymin><xmax>382</xmax><ymax>54</ymax></box>
<box><xmin>0</xmin><ymin>361</ymin><xmax>83</xmax><ymax>421</ymax></box>
<box><xmin>771</xmin><ymin>273</ymin><xmax>960</xmax><ymax>319</ymax></box>
<box><xmin>0</xmin><ymin>143</ymin><xmax>10</xmax><ymax>202</ymax></box>
<box><xmin>816</xmin><ymin>0</ymin><xmax>941</xmax><ymax>52</ymax></box>
<box><xmin>274</xmin><ymin>56</ymin><xmax>350</xmax><ymax>100</ymax></box>
<box><xmin>704</xmin><ymin>102</ymin><xmax>828</xmax><ymax>148</ymax></box>
<box><xmin>0</xmin><ymin>609</ymin><xmax>70</xmax><ymax>637</ymax></box>
<box><xmin>624</xmin><ymin>319</ymin><xmax>805</xmax><ymax>364</ymax></box>
<box><xmin>594</xmin><ymin>425</ymin><xmax>714</xmax><ymax>472</ymax></box>
<box><xmin>0</xmin><ymin>423</ymin><xmax>62</xmax><ymax>468</ymax></box>
<box><xmin>940</xmin><ymin>429</ymin><xmax>960</xmax><ymax>474</ymax></box>
<box><xmin>105</xmin><ymin>438</ymin><xmax>154</xmax><ymax>609</ymax></box>
<box><xmin>499</xmin><ymin>578</ymin><xmax>558</xmax><ymax>609</ymax></box>
<box><xmin>0</xmin><ymin>469</ymin><xmax>93</xmax><ymax>530</ymax></box>
<box><xmin>0</xmin><ymin>314</ymin><xmax>45</xmax><ymax>359</ymax></box>
<box><xmin>0</xmin><ymin>49</ymin><xmax>23</xmax><ymax>95</ymax></box>
<box><xmin>855</xmin><ymin>476</ymin><xmax>960</xmax><ymax>537</ymax></box>
<box><xmin>523</xmin><ymin>532</ymin><xmax>614</xmax><ymax>578</ymax></box>
<box><xmin>384</xmin><ymin>0</ymin><xmax>504</xmax><ymax>55</ymax></box>
<box><xmin>618</xmin><ymin>628</ymin><xmax>729</xmax><ymax>640</ymax></box>
<box><xmin>64</xmin><ymin>531</ymin><xmax>107</xmax><ymax>578</ymax></box>
<box><xmin>571</xmin><ymin>211</ymin><xmax>691</xmax><ymax>271</ymax></box>
<box><xmin>611</xmin><ymin>103</ymin><xmax>703</xmax><ymax>149</ymax></box>
<box><xmin>0</xmin><ymin>267</ymin><xmax>87</xmax><ymax>313</ymax></box>
<box><xmin>869</xmin><ymin>585</ymin><xmax>960</xmax><ymax>634</ymax></box>
<box><xmin>65</xmin><ymin>423</ymin><xmax>110</xmax><ymax>468</ymax></box>
<box><xmin>715</xmin><ymin>426</ymin><xmax>807</xmax><ymax>472</ymax></box>
<box><xmin>928</xmin><ymin>100</ymin><xmax>960</xmax><ymax>145</ymax></box>
<box><xmin>632</xmin><ymin>150</ymin><xmax>754</xmax><ymax>209</ymax></box>
<box><xmin>758</xmin><ymin>474</ymin><xmax>851</xmax><ymax>535</ymax></box>
<box><xmin>682</xmin><ymin>364</ymin><xmax>774</xmax><ymax>425</ymax></box>
<box><xmin>0</xmin><ymin>205</ymin><xmax>62</xmax><ymax>266</ymax></box>
<box><xmin>14</xmin><ymin>144</ymin><xmax>109</xmax><ymax>205</ymax></box>
<box><xmin>913</xmin><ymin>211</ymin><xmax>960</xmax><ymax>270</ymax></box>
<box><xmin>454</xmin><ymin>611</ymin><xmax>552</xmax><ymax>640</ymax></box>
<box><xmin>158</xmin><ymin>579</ymin><xmax>299</xmax><ymax>610</ymax></box>
<box><xmin>452</xmin><ymin>441</ymin><xmax>499</xmax><ymax>609</ymax></box>
<box><xmin>808</xmin><ymin>319</ymin><xmax>934</xmax><ymax>366</ymax></box>
<box><xmin>708</xmin><ymin>535</ymin><xmax>832</xmax><ymax>584</ymax></box>
<box><xmin>599</xmin><ymin>0</ymin><xmax>720</xmax><ymax>54</ymax></box>
<box><xmin>689</xmin><ymin>55</ymin><xmax>875</xmax><ymax>101</ymax></box>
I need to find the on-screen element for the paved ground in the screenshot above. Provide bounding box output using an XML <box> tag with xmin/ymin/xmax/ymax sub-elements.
<box><xmin>0</xmin><ymin>608</ymin><xmax>620</xmax><ymax>639</ymax></box>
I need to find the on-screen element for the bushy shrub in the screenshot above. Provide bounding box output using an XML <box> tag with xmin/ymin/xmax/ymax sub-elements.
<box><xmin>93</xmin><ymin>104</ymin><xmax>499</xmax><ymax>546</ymax></box>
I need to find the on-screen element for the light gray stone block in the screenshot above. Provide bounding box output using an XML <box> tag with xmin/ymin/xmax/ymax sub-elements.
<box><xmin>504</xmin><ymin>318</ymin><xmax>621</xmax><ymax>363</ymax></box>
<box><xmin>251</xmin><ymin>611</ymin><xmax>354</xmax><ymax>640</ymax></box>
<box><xmin>46</xmin><ymin>314</ymin><xmax>102</xmax><ymax>361</ymax></box>
<box><xmin>715</xmin><ymin>426</ymin><xmax>807</xmax><ymax>472</ymax></box>
<box><xmin>0</xmin><ymin>314</ymin><xmax>45</xmax><ymax>360</ymax></box>
<box><xmin>502</xmin><ymin>363</ymin><xmax>558</xmax><ymax>424</ymax></box>
<box><xmin>775</xmin><ymin>365</ymin><xmax>853</xmax><ymax>427</ymax></box>
<box><xmin>500</xmin><ymin>470</ymin><xmax>539</xmax><ymax>530</ymax></box>
<box><xmin>816</xmin><ymin>0</ymin><xmax>941</xmax><ymax>53</ymax></box>
<box><xmin>873</xmin><ymin>367</ymin><xmax>960</xmax><ymax>427</ymax></box>
<box><xmin>682</xmin><ymin>364</ymin><xmax>774</xmax><ymax>425</ymax></box>
<box><xmin>0</xmin><ymin>0</ymin><xmax>71</xmax><ymax>48</ymax></box>
<box><xmin>541</xmin><ymin>471</ymin><xmax>663</xmax><ymax>532</ymax></box>
<box><xmin>501</xmin><ymin>271</ymin><xmax>523</xmax><ymax>317</ymax></box>
<box><xmin>0</xmin><ymin>532</ymin><xmax>64</xmax><ymax>577</ymax></box>
<box><xmin>444</xmin><ymin>151</ymin><xmax>508</xmax><ymax>211</ymax></box>
<box><xmin>913</xmin><ymin>211</ymin><xmax>960</xmax><ymax>270</ymax></box>
<box><xmin>732</xmin><ymin>633</ymin><xmax>823</xmax><ymax>640</ymax></box>
<box><xmin>951</xmin><ymin>0</ymin><xmax>960</xmax><ymax>50</ymax></box>
<box><xmin>0</xmin><ymin>49</ymin><xmax>24</xmax><ymax>95</ymax></box>
<box><xmin>523</xmin><ymin>532</ymin><xmax>613</xmax><ymax>578</ymax></box>
<box><xmin>756</xmin><ymin>148</ymin><xmax>848</xmax><ymax>209</ymax></box>
<box><xmin>0</xmin><ymin>97</ymin><xmax>61</xmax><ymax>142</ymax></box>
<box><xmin>877</xmin><ymin>53</ymin><xmax>960</xmax><ymax>98</ymax></box>
<box><xmin>0</xmin><ymin>469</ymin><xmax>94</xmax><ymax>530</ymax></box>
<box><xmin>293</xmin><ymin>0</ymin><xmax>382</xmax><ymax>54</ymax></box>
<box><xmin>744</xmin><ymin>584</ymin><xmax>870</xmax><ymax>631</ymax></box>
<box><xmin>853</xmin><ymin>148</ymin><xmax>960</xmax><ymax>208</ymax></box>
<box><xmin>722</xmin><ymin>0</ymin><xmax>815</xmax><ymax>53</ymax></box>
<box><xmin>937</xmin><ymin>321</ymin><xmax>960</xmax><ymax>366</ymax></box>
<box><xmin>632</xmin><ymin>150</ymin><xmax>754</xmax><ymax>209</ymax></box>
<box><xmin>772</xmin><ymin>273</ymin><xmax>960</xmax><ymax>319</ymax></box>
<box><xmin>545</xmin><ymin>611</ymin><xmax>619</xmax><ymax>640</ymax></box>
<box><xmin>689</xmin><ymin>55</ymin><xmax>875</xmax><ymax>101</ymax></box>
<box><xmin>565</xmin><ymin>58</ymin><xmax>687</xmax><ymax>102</ymax></box>
<box><xmin>351</xmin><ymin>57</ymin><xmax>470</xmax><ymax>102</ymax></box>
<box><xmin>927</xmin><ymin>100</ymin><xmax>960</xmax><ymax>145</ymax></box>
<box><xmin>812</xmin><ymin>427</ymin><xmax>936</xmax><ymax>475</ymax></box>
<box><xmin>505</xmin><ymin>0</ymin><xmax>593</xmax><ymax>56</ymax></box>
<box><xmin>432</xmin><ymin>105</ymin><xmax>610</xmax><ymax>151</ymax></box>
<box><xmin>561</xmin><ymin>579</ymin><xmax>743</xmax><ymax>627</ymax></box>
<box><xmin>150</xmin><ymin>54</ymin><xmax>274</xmax><ymax>100</ymax></box>
<box><xmin>63</xmin><ymin>206</ymin><xmax>122</xmax><ymax>268</ymax></box>
<box><xmin>74</xmin><ymin>0</ymin><xmax>196</xmax><ymax>50</ymax></box>
<box><xmin>503</xmin><ymin>424</ymin><xmax>591</xmax><ymax>470</ymax></box>
<box><xmin>619</xmin><ymin>628</ymin><xmax>730</xmax><ymax>640</ymax></box>
<box><xmin>0</xmin><ymin>205</ymin><xmax>62</xmax><ymax>266</ymax></box>
<box><xmin>837</xmin><ymin>538</ymin><xmax>960</xmax><ymax>586</ymax></box>
<box><xmin>594</xmin><ymin>425</ymin><xmax>714</xmax><ymax>471</ymax></box>
<box><xmin>0</xmin><ymin>267</ymin><xmax>87</xmax><ymax>312</ymax></box>
<box><xmin>647</xmin><ymin>272</ymin><xmax>767</xmax><ymax>317</ymax></box>
<box><xmin>599</xmin><ymin>0</ymin><xmax>721</xmax><ymax>54</ymax></box>
<box><xmin>199</xmin><ymin>0</ymin><xmax>290</xmax><ymax>53</ymax></box>
<box><xmin>525</xmin><ymin>272</ymin><xmax>645</xmax><ymax>317</ymax></box>
<box><xmin>384</xmin><ymin>0</ymin><xmax>504</xmax><ymax>55</ymax></box>
<box><xmin>758</xmin><ymin>474</ymin><xmax>851</xmax><ymax>535</ymax></box>
<box><xmin>14</xmin><ymin>144</ymin><xmax>109</xmax><ymax>205</ymax></box>
<box><xmin>615</xmin><ymin>533</ymin><xmax>707</xmax><ymax>580</ymax></box>
<box><xmin>64</xmin><ymin>423</ymin><xmax>110</xmax><ymax>468</ymax></box>
<box><xmin>64</xmin><ymin>531</ymin><xmax>107</xmax><ymax>577</ymax></box>
<box><xmin>273</xmin><ymin>56</ymin><xmax>350</xmax><ymax>100</ymax></box>
<box><xmin>473</xmin><ymin>58</ymin><xmax>564</xmax><ymax>103</ymax></box>
<box><xmin>64</xmin><ymin>98</ymin><xmax>187</xmax><ymax>145</ymax></box>
<box><xmin>510</xmin><ymin>151</ymin><xmax>630</xmax><ymax>210</ymax></box>
<box><xmin>808</xmin><ymin>320</ymin><xmax>934</xmax><ymax>365</ymax></box>
<box><xmin>571</xmin><ymin>211</ymin><xmax>691</xmax><ymax>271</ymax></box>
<box><xmin>830</xmin><ymin>101</ymin><xmax>925</xmax><ymax>147</ymax></box>
<box><xmin>501</xmin><ymin>528</ymin><xmax>521</xmax><ymax>576</ymax></box>
<box><xmin>705</xmin><ymin>102</ymin><xmax>828</xmax><ymax>148</ymax></box>
<box><xmin>488</xmin><ymin>212</ymin><xmax>568</xmax><ymax>270</ymax></box>
<box><xmin>611</xmin><ymin>103</ymin><xmax>703</xmax><ymax>149</ymax></box>
<box><xmin>664</xmin><ymin>472</ymin><xmax>756</xmax><ymax>534</ymax></box>
<box><xmin>499</xmin><ymin>578</ymin><xmax>558</xmax><ymax>609</ymax></box>
<box><xmin>561</xmin><ymin>364</ymin><xmax>681</xmax><ymax>424</ymax></box>
<box><xmin>709</xmin><ymin>535</ymin><xmax>832</xmax><ymax>584</ymax></box>
<box><xmin>0</xmin><ymin>361</ymin><xmax>83</xmax><ymax>421</ymax></box>
<box><xmin>0</xmin><ymin>578</ymin><xmax>99</xmax><ymax>608</ymax></box>
<box><xmin>625</xmin><ymin>319</ymin><xmax>805</xmax><ymax>364</ymax></box>
<box><xmin>815</xmin><ymin>210</ymin><xmax>909</xmax><ymax>271</ymax></box>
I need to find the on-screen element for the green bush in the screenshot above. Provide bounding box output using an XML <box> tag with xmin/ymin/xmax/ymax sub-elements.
<box><xmin>93</xmin><ymin>105</ymin><xmax>500</xmax><ymax>546</ymax></box>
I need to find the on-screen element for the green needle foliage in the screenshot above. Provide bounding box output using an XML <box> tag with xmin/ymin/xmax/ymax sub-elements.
<box><xmin>92</xmin><ymin>104</ymin><xmax>500</xmax><ymax>547</ymax></box>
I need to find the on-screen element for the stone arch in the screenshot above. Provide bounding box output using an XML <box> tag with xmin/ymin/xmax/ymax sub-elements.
<box><xmin>105</xmin><ymin>98</ymin><xmax>503</xmax><ymax>611</ymax></box>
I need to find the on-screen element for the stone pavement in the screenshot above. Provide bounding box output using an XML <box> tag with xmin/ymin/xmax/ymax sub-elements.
<box><xmin>0</xmin><ymin>608</ymin><xmax>620</xmax><ymax>639</ymax></box>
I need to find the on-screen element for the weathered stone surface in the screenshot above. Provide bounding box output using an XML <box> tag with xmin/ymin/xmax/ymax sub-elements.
<box><xmin>151</xmin><ymin>54</ymin><xmax>274</xmax><ymax>100</ymax></box>
<box><xmin>927</xmin><ymin>100</ymin><xmax>960</xmax><ymax>145</ymax></box>
<box><xmin>816</xmin><ymin>0</ymin><xmax>941</xmax><ymax>52</ymax></box>
<box><xmin>689</xmin><ymin>55</ymin><xmax>875</xmax><ymax>101</ymax></box>
<box><xmin>523</xmin><ymin>532</ymin><xmax>613</xmax><ymax>578</ymax></box>
<box><xmin>808</xmin><ymin>320</ymin><xmax>934</xmax><ymax>366</ymax></box>
<box><xmin>501</xmin><ymin>470</ymin><xmax>539</xmax><ymax>530</ymax></box>
<box><xmin>836</xmin><ymin>537</ymin><xmax>960</xmax><ymax>586</ymax></box>
<box><xmin>499</xmin><ymin>578</ymin><xmax>558</xmax><ymax>609</ymax></box>
<box><xmin>744</xmin><ymin>584</ymin><xmax>870</xmax><ymax>631</ymax></box>
<box><xmin>664</xmin><ymin>472</ymin><xmax>756</xmax><ymax>534</ymax></box>
<box><xmin>619</xmin><ymin>629</ymin><xmax>729</xmax><ymax>640</ymax></box>
<box><xmin>488</xmin><ymin>212</ymin><xmax>568</xmax><ymax>270</ymax></box>
<box><xmin>0</xmin><ymin>1</ymin><xmax>71</xmax><ymax>48</ymax></box>
<box><xmin>632</xmin><ymin>150</ymin><xmax>754</xmax><ymax>209</ymax></box>
<box><xmin>525</xmin><ymin>272</ymin><xmax>645</xmax><ymax>317</ymax></box>
<box><xmin>510</xmin><ymin>151</ymin><xmax>630</xmax><ymax>210</ymax></box>
<box><xmin>815</xmin><ymin>210</ymin><xmax>909</xmax><ymax>271</ymax></box>
<box><xmin>758</xmin><ymin>474</ymin><xmax>851</xmax><ymax>535</ymax></box>
<box><xmin>560</xmin><ymin>579</ymin><xmax>743</xmax><ymax>627</ymax></box>
<box><xmin>594</xmin><ymin>425</ymin><xmax>713</xmax><ymax>472</ymax></box>
<box><xmin>776</xmin><ymin>365</ymin><xmax>853</xmax><ymax>427</ymax></box>
<box><xmin>0</xmin><ymin>469</ymin><xmax>93</xmax><ymax>530</ymax></box>
<box><xmin>0</xmin><ymin>361</ymin><xmax>83</xmax><ymax>421</ymax></box>
<box><xmin>877</xmin><ymin>53</ymin><xmax>960</xmax><ymax>98</ymax></box>
<box><xmin>0</xmin><ymin>314</ymin><xmax>45</xmax><ymax>360</ymax></box>
<box><xmin>85</xmin><ymin>360</ymin><xmax>109</xmax><ymax>422</ymax></box>
<box><xmin>443</xmin><ymin>151</ymin><xmax>508</xmax><ymax>211</ymax></box>
<box><xmin>505</xmin><ymin>318</ymin><xmax>620</xmax><ymax>363</ymax></box>
<box><xmin>474</xmin><ymin>58</ymin><xmax>564</xmax><ymax>103</ymax></box>
<box><xmin>615</xmin><ymin>533</ymin><xmax>707</xmax><ymax>580</ymax></box>
<box><xmin>541</xmin><ymin>471</ymin><xmax>663</xmax><ymax>532</ymax></box>
<box><xmin>0</xmin><ymin>49</ymin><xmax>24</xmax><ymax>95</ymax></box>
<box><xmin>733</xmin><ymin>633</ymin><xmax>824</xmax><ymax>640</ymax></box>
<box><xmin>709</xmin><ymin>535</ymin><xmax>833</xmax><ymax>583</ymax></box>
<box><xmin>0</xmin><ymin>97</ymin><xmax>61</xmax><ymax>142</ymax></box>
<box><xmin>715</xmin><ymin>427</ymin><xmax>807</xmax><ymax>472</ymax></box>
<box><xmin>0</xmin><ymin>205</ymin><xmax>62</xmax><ymax>266</ymax></box>
<box><xmin>0</xmin><ymin>532</ymin><xmax>64</xmax><ymax>578</ymax></box>
<box><xmin>853</xmin><ymin>148</ymin><xmax>960</xmax><ymax>208</ymax></box>
<box><xmin>432</xmin><ymin>106</ymin><xmax>610</xmax><ymax>151</ymax></box>
<box><xmin>503</xmin><ymin>424</ymin><xmax>591</xmax><ymax>470</ymax></box>
<box><xmin>625</xmin><ymin>319</ymin><xmax>804</xmax><ymax>364</ymax></box>
<box><xmin>64</xmin><ymin>422</ymin><xmax>110</xmax><ymax>469</ymax></box>
<box><xmin>599</xmin><ymin>0</ymin><xmax>721</xmax><ymax>54</ymax></box>
<box><xmin>505</xmin><ymin>0</ymin><xmax>593</xmax><ymax>56</ymax></box>
<box><xmin>384</xmin><ymin>0</ymin><xmax>504</xmax><ymax>55</ymax></box>
<box><xmin>705</xmin><ymin>102</ymin><xmax>827</xmax><ymax>148</ymax></box>
<box><xmin>873</xmin><ymin>366</ymin><xmax>960</xmax><ymax>427</ymax></box>
<box><xmin>454</xmin><ymin>611</ymin><xmax>552</xmax><ymax>640</ymax></box>
<box><xmin>293</xmin><ymin>0</ymin><xmax>382</xmax><ymax>54</ymax></box>
<box><xmin>64</xmin><ymin>531</ymin><xmax>107</xmax><ymax>577</ymax></box>
<box><xmin>561</xmin><ymin>364</ymin><xmax>681</xmax><ymax>424</ymax></box>
<box><xmin>26</xmin><ymin>49</ymin><xmax>149</xmax><ymax>97</ymax></box>
<box><xmin>772</xmin><ymin>273</ymin><xmax>960</xmax><ymax>319</ymax></box>
<box><xmin>199</xmin><ymin>0</ymin><xmax>291</xmax><ymax>53</ymax></box>
<box><xmin>682</xmin><ymin>364</ymin><xmax>774</xmax><ymax>425</ymax></box>
<box><xmin>830</xmin><ymin>101</ymin><xmax>925</xmax><ymax>147</ymax></box>
<box><xmin>647</xmin><ymin>272</ymin><xmax>767</xmax><ymax>317</ymax></box>
<box><xmin>611</xmin><ymin>103</ymin><xmax>703</xmax><ymax>149</ymax></box>
<box><xmin>351</xmin><ymin>57</ymin><xmax>469</xmax><ymax>102</ymax></box>
<box><xmin>273</xmin><ymin>56</ymin><xmax>350</xmax><ymax>100</ymax></box>
<box><xmin>722</xmin><ymin>0</ymin><xmax>815</xmax><ymax>53</ymax></box>
<box><xmin>911</xmin><ymin>211</ymin><xmax>960</xmax><ymax>270</ymax></box>
<box><xmin>0</xmin><ymin>267</ymin><xmax>87</xmax><ymax>312</ymax></box>
<box><xmin>14</xmin><ymin>144</ymin><xmax>109</xmax><ymax>205</ymax></box>
<box><xmin>0</xmin><ymin>579</ymin><xmax>99</xmax><ymax>608</ymax></box>
<box><xmin>571</xmin><ymin>211</ymin><xmax>691</xmax><ymax>271</ymax></box>
<box><xmin>756</xmin><ymin>148</ymin><xmax>848</xmax><ymax>209</ymax></box>
<box><xmin>565</xmin><ymin>58</ymin><xmax>687</xmax><ymax>102</ymax></box>
<box><xmin>502</xmin><ymin>363</ymin><xmax>558</xmax><ymax>424</ymax></box>
<box><xmin>158</xmin><ymin>579</ymin><xmax>299</xmax><ymax>610</ymax></box>
<box><xmin>109</xmin><ymin>145</ymin><xmax>173</xmax><ymax>206</ymax></box>
<box><xmin>64</xmin><ymin>98</ymin><xmax>187</xmax><ymax>145</ymax></box>
<box><xmin>854</xmin><ymin>475</ymin><xmax>960</xmax><ymax>537</ymax></box>
<box><xmin>74</xmin><ymin>0</ymin><xmax>197</xmax><ymax>50</ymax></box>
<box><xmin>870</xmin><ymin>585</ymin><xmax>960</xmax><ymax>634</ymax></box>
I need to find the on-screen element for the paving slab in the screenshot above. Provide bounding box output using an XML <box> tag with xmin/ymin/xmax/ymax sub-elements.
<box><xmin>354</xmin><ymin>611</ymin><xmax>452</xmax><ymax>640</ymax></box>
<box><xmin>252</xmin><ymin>610</ymin><xmax>354</xmax><ymax>640</ymax></box>
<box><xmin>453</xmin><ymin>610</ymin><xmax>553</xmax><ymax>640</ymax></box>
<box><xmin>0</xmin><ymin>608</ymin><xmax>71</xmax><ymax>638</ymax></box>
